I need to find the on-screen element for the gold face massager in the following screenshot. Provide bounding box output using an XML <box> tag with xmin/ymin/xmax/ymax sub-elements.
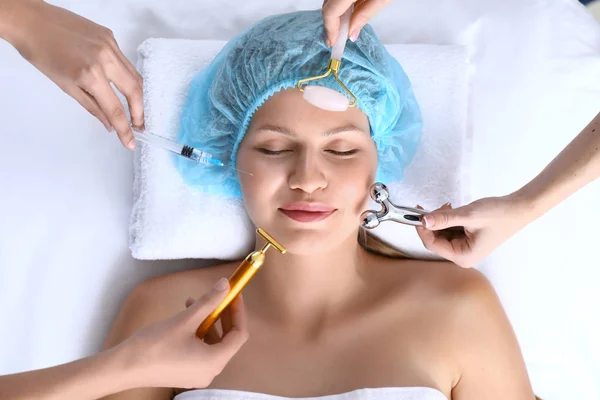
<box><xmin>195</xmin><ymin>228</ymin><xmax>286</xmax><ymax>339</ymax></box>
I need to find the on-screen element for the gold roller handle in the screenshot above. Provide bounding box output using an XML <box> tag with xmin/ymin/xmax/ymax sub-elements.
<box><xmin>195</xmin><ymin>228</ymin><xmax>286</xmax><ymax>339</ymax></box>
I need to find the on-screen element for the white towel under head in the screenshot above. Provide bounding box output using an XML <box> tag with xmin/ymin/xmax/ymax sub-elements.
<box><xmin>130</xmin><ymin>38</ymin><xmax>471</xmax><ymax>260</ymax></box>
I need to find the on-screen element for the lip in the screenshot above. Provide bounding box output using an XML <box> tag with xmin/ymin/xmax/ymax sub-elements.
<box><xmin>279</xmin><ymin>202</ymin><xmax>337</xmax><ymax>223</ymax></box>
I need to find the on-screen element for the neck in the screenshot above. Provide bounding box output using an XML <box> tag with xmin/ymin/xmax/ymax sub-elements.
<box><xmin>247</xmin><ymin>231</ymin><xmax>371</xmax><ymax>330</ymax></box>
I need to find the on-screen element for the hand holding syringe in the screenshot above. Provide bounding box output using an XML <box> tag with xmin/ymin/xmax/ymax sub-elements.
<box><xmin>132</xmin><ymin>128</ymin><xmax>253</xmax><ymax>176</ymax></box>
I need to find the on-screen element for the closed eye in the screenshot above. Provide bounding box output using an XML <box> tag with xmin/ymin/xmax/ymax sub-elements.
<box><xmin>326</xmin><ymin>149</ymin><xmax>359</xmax><ymax>156</ymax></box>
<box><xmin>256</xmin><ymin>148</ymin><xmax>291</xmax><ymax>156</ymax></box>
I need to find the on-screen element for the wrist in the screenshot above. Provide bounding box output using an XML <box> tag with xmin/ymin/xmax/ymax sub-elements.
<box><xmin>109</xmin><ymin>336</ymin><xmax>158</xmax><ymax>390</ymax></box>
<box><xmin>509</xmin><ymin>184</ymin><xmax>547</xmax><ymax>224</ymax></box>
<box><xmin>0</xmin><ymin>0</ymin><xmax>42</xmax><ymax>47</ymax></box>
<box><xmin>99</xmin><ymin>343</ymin><xmax>147</xmax><ymax>393</ymax></box>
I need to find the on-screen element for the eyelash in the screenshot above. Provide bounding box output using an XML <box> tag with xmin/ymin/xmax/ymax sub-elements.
<box><xmin>326</xmin><ymin>149</ymin><xmax>359</xmax><ymax>156</ymax></box>
<box><xmin>257</xmin><ymin>149</ymin><xmax>359</xmax><ymax>157</ymax></box>
<box><xmin>257</xmin><ymin>149</ymin><xmax>290</xmax><ymax>156</ymax></box>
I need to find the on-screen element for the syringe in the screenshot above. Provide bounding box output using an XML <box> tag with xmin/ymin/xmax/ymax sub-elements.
<box><xmin>132</xmin><ymin>128</ymin><xmax>252</xmax><ymax>176</ymax></box>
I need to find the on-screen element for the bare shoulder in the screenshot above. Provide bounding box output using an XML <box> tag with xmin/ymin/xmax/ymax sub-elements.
<box><xmin>424</xmin><ymin>261</ymin><xmax>497</xmax><ymax>302</ymax></box>
<box><xmin>386</xmin><ymin>259</ymin><xmax>533</xmax><ymax>398</ymax></box>
<box><xmin>104</xmin><ymin>261</ymin><xmax>239</xmax><ymax>348</ymax></box>
<box><xmin>413</xmin><ymin>261</ymin><xmax>504</xmax><ymax>319</ymax></box>
<box><xmin>382</xmin><ymin>257</ymin><xmax>496</xmax><ymax>304</ymax></box>
<box><xmin>381</xmin><ymin>257</ymin><xmax>507</xmax><ymax>333</ymax></box>
<box><xmin>382</xmin><ymin>259</ymin><xmax>533</xmax><ymax>397</ymax></box>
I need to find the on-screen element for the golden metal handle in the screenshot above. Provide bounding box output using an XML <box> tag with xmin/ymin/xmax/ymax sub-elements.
<box><xmin>195</xmin><ymin>228</ymin><xmax>286</xmax><ymax>340</ymax></box>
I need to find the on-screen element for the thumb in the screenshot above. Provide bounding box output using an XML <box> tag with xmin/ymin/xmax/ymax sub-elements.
<box><xmin>423</xmin><ymin>207</ymin><xmax>470</xmax><ymax>231</ymax></box>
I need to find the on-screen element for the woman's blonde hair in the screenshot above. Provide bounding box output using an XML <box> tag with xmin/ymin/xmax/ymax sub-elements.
<box><xmin>358</xmin><ymin>228</ymin><xmax>410</xmax><ymax>259</ymax></box>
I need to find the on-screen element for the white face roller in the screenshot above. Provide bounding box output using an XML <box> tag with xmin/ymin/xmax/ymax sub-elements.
<box><xmin>296</xmin><ymin>5</ymin><xmax>356</xmax><ymax>112</ymax></box>
<box><xmin>302</xmin><ymin>85</ymin><xmax>350</xmax><ymax>112</ymax></box>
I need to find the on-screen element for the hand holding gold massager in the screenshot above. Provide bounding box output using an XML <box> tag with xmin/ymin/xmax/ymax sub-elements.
<box><xmin>195</xmin><ymin>228</ymin><xmax>286</xmax><ymax>339</ymax></box>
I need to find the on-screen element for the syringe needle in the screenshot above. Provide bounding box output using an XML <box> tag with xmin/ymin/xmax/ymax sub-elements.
<box><xmin>224</xmin><ymin>165</ymin><xmax>254</xmax><ymax>176</ymax></box>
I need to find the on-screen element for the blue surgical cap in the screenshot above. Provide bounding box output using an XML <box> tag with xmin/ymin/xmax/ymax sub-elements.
<box><xmin>176</xmin><ymin>9</ymin><xmax>422</xmax><ymax>198</ymax></box>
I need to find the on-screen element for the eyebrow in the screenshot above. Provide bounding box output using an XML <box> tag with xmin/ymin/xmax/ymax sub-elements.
<box><xmin>255</xmin><ymin>123</ymin><xmax>366</xmax><ymax>137</ymax></box>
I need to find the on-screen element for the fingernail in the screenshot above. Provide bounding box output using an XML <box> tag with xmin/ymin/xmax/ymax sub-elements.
<box><xmin>423</xmin><ymin>215</ymin><xmax>434</xmax><ymax>228</ymax></box>
<box><xmin>214</xmin><ymin>278</ymin><xmax>229</xmax><ymax>291</ymax></box>
<box><xmin>349</xmin><ymin>29</ymin><xmax>359</xmax><ymax>42</ymax></box>
<box><xmin>127</xmin><ymin>138</ymin><xmax>136</xmax><ymax>150</ymax></box>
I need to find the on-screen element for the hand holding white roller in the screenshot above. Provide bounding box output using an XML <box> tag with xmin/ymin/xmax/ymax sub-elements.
<box><xmin>296</xmin><ymin>5</ymin><xmax>357</xmax><ymax>112</ymax></box>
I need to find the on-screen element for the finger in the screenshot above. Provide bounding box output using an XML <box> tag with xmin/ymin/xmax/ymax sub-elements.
<box><xmin>115</xmin><ymin>53</ymin><xmax>144</xmax><ymax>128</ymax></box>
<box><xmin>211</xmin><ymin>322</ymin><xmax>249</xmax><ymax>360</ymax></box>
<box><xmin>415</xmin><ymin>226</ymin><xmax>458</xmax><ymax>262</ymax></box>
<box><xmin>423</xmin><ymin>206</ymin><xmax>471</xmax><ymax>231</ymax></box>
<box><xmin>222</xmin><ymin>295</ymin><xmax>246</xmax><ymax>337</ymax></box>
<box><xmin>349</xmin><ymin>0</ymin><xmax>392</xmax><ymax>41</ymax></box>
<box><xmin>108</xmin><ymin>39</ymin><xmax>143</xmax><ymax>87</ymax></box>
<box><xmin>450</xmin><ymin>236</ymin><xmax>474</xmax><ymax>259</ymax></box>
<box><xmin>102</xmin><ymin>56</ymin><xmax>144</xmax><ymax>132</ymax></box>
<box><xmin>415</xmin><ymin>224</ymin><xmax>436</xmax><ymax>247</ymax></box>
<box><xmin>221</xmin><ymin>305</ymin><xmax>233</xmax><ymax>337</ymax></box>
<box><xmin>322</xmin><ymin>0</ymin><xmax>356</xmax><ymax>46</ymax></box>
<box><xmin>60</xmin><ymin>83</ymin><xmax>111</xmax><ymax>131</ymax></box>
<box><xmin>207</xmin><ymin>329</ymin><xmax>249</xmax><ymax>373</ymax></box>
<box><xmin>203</xmin><ymin>324</ymin><xmax>222</xmax><ymax>345</ymax></box>
<box><xmin>107</xmin><ymin>40</ymin><xmax>145</xmax><ymax>129</ymax></box>
<box><xmin>211</xmin><ymin>295</ymin><xmax>248</xmax><ymax>356</ymax></box>
<box><xmin>84</xmin><ymin>76</ymin><xmax>135</xmax><ymax>149</ymax></box>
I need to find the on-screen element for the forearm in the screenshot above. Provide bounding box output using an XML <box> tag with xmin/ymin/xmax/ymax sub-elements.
<box><xmin>516</xmin><ymin>111</ymin><xmax>600</xmax><ymax>220</ymax></box>
<box><xmin>0</xmin><ymin>0</ymin><xmax>40</xmax><ymax>46</ymax></box>
<box><xmin>0</xmin><ymin>346</ymin><xmax>139</xmax><ymax>400</ymax></box>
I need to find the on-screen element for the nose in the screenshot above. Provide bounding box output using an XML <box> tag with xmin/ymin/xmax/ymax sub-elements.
<box><xmin>288</xmin><ymin>150</ymin><xmax>328</xmax><ymax>194</ymax></box>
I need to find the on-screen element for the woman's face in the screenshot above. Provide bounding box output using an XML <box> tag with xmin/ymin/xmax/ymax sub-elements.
<box><xmin>237</xmin><ymin>89</ymin><xmax>377</xmax><ymax>254</ymax></box>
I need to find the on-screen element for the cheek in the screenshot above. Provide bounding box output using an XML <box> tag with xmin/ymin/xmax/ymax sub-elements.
<box><xmin>333</xmin><ymin>150</ymin><xmax>377</xmax><ymax>215</ymax></box>
<box><xmin>237</xmin><ymin>146</ymin><xmax>283</xmax><ymax>222</ymax></box>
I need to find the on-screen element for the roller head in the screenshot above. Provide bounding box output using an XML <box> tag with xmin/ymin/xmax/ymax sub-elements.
<box><xmin>361</xmin><ymin>210</ymin><xmax>380</xmax><ymax>229</ymax></box>
<box><xmin>257</xmin><ymin>228</ymin><xmax>287</xmax><ymax>254</ymax></box>
<box><xmin>370</xmin><ymin>182</ymin><xmax>389</xmax><ymax>203</ymax></box>
<box><xmin>303</xmin><ymin>86</ymin><xmax>350</xmax><ymax>112</ymax></box>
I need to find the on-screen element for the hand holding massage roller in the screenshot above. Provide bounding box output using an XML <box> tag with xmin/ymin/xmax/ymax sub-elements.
<box><xmin>296</xmin><ymin>5</ymin><xmax>357</xmax><ymax>111</ymax></box>
<box><xmin>195</xmin><ymin>228</ymin><xmax>286</xmax><ymax>339</ymax></box>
